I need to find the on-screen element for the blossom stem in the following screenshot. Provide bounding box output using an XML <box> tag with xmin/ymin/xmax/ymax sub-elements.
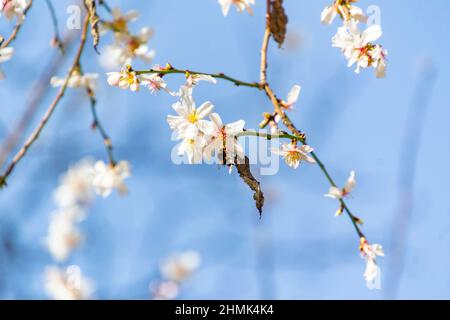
<box><xmin>239</xmin><ymin>130</ymin><xmax>365</xmax><ymax>238</ymax></box>
<box><xmin>0</xmin><ymin>0</ymin><xmax>33</xmax><ymax>49</ymax></box>
<box><xmin>0</xmin><ymin>15</ymin><xmax>90</xmax><ymax>187</ymax></box>
<box><xmin>135</xmin><ymin>68</ymin><xmax>262</xmax><ymax>89</ymax></box>
<box><xmin>44</xmin><ymin>0</ymin><xmax>65</xmax><ymax>53</ymax></box>
<box><xmin>85</xmin><ymin>86</ymin><xmax>116</xmax><ymax>166</ymax></box>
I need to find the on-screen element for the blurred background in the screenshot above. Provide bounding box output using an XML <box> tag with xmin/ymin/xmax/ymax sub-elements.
<box><xmin>0</xmin><ymin>0</ymin><xmax>449</xmax><ymax>299</ymax></box>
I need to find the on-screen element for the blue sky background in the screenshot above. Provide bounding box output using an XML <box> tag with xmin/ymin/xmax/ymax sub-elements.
<box><xmin>0</xmin><ymin>0</ymin><xmax>449</xmax><ymax>299</ymax></box>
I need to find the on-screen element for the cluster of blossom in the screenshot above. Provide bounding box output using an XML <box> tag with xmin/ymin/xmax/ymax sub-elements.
<box><xmin>0</xmin><ymin>0</ymin><xmax>30</xmax><ymax>79</ymax></box>
<box><xmin>46</xmin><ymin>159</ymin><xmax>131</xmax><ymax>262</ymax></box>
<box><xmin>324</xmin><ymin>170</ymin><xmax>384</xmax><ymax>287</ymax></box>
<box><xmin>151</xmin><ymin>251</ymin><xmax>201</xmax><ymax>300</ymax></box>
<box><xmin>218</xmin><ymin>0</ymin><xmax>255</xmax><ymax>16</ymax></box>
<box><xmin>321</xmin><ymin>0</ymin><xmax>388</xmax><ymax>78</ymax></box>
<box><xmin>50</xmin><ymin>68</ymin><xmax>99</xmax><ymax>92</ymax></box>
<box><xmin>44</xmin><ymin>159</ymin><xmax>130</xmax><ymax>299</ymax></box>
<box><xmin>44</xmin><ymin>265</ymin><xmax>93</xmax><ymax>300</ymax></box>
<box><xmin>99</xmin><ymin>8</ymin><xmax>155</xmax><ymax>69</ymax></box>
<box><xmin>0</xmin><ymin>0</ymin><xmax>29</xmax><ymax>23</ymax></box>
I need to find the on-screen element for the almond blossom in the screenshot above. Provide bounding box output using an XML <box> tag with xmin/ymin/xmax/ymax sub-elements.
<box><xmin>272</xmin><ymin>142</ymin><xmax>316</xmax><ymax>169</ymax></box>
<box><xmin>1</xmin><ymin>0</ymin><xmax>29</xmax><ymax>24</ymax></box>
<box><xmin>160</xmin><ymin>251</ymin><xmax>201</xmax><ymax>283</ymax></box>
<box><xmin>102</xmin><ymin>27</ymin><xmax>155</xmax><ymax>69</ymax></box>
<box><xmin>53</xmin><ymin>159</ymin><xmax>95</xmax><ymax>209</ymax></box>
<box><xmin>359</xmin><ymin>237</ymin><xmax>384</xmax><ymax>289</ymax></box>
<box><xmin>185</xmin><ymin>73</ymin><xmax>217</xmax><ymax>88</ymax></box>
<box><xmin>218</xmin><ymin>0</ymin><xmax>255</xmax><ymax>17</ymax></box>
<box><xmin>325</xmin><ymin>170</ymin><xmax>356</xmax><ymax>200</ymax></box>
<box><xmin>50</xmin><ymin>70</ymin><xmax>99</xmax><ymax>91</ymax></box>
<box><xmin>99</xmin><ymin>7</ymin><xmax>139</xmax><ymax>35</ymax></box>
<box><xmin>92</xmin><ymin>160</ymin><xmax>131</xmax><ymax>198</ymax></box>
<box><xmin>281</xmin><ymin>85</ymin><xmax>301</xmax><ymax>110</ymax></box>
<box><xmin>44</xmin><ymin>266</ymin><xmax>94</xmax><ymax>300</ymax></box>
<box><xmin>203</xmin><ymin>113</ymin><xmax>245</xmax><ymax>165</ymax></box>
<box><xmin>45</xmin><ymin>208</ymin><xmax>84</xmax><ymax>262</ymax></box>
<box><xmin>0</xmin><ymin>46</ymin><xmax>14</xmax><ymax>80</ymax></box>
<box><xmin>321</xmin><ymin>0</ymin><xmax>366</xmax><ymax>25</ymax></box>
<box><xmin>140</xmin><ymin>72</ymin><xmax>173</xmax><ymax>95</ymax></box>
<box><xmin>107</xmin><ymin>65</ymin><xmax>140</xmax><ymax>91</ymax></box>
<box><xmin>151</xmin><ymin>280</ymin><xmax>180</xmax><ymax>300</ymax></box>
<box><xmin>177</xmin><ymin>136</ymin><xmax>208</xmax><ymax>165</ymax></box>
<box><xmin>332</xmin><ymin>21</ymin><xmax>387</xmax><ymax>77</ymax></box>
<box><xmin>167</xmin><ymin>86</ymin><xmax>214</xmax><ymax>140</ymax></box>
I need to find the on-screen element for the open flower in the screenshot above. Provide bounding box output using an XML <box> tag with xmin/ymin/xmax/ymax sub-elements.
<box><xmin>359</xmin><ymin>237</ymin><xmax>384</xmax><ymax>289</ymax></box>
<box><xmin>0</xmin><ymin>46</ymin><xmax>14</xmax><ymax>80</ymax></box>
<box><xmin>177</xmin><ymin>136</ymin><xmax>208</xmax><ymax>165</ymax></box>
<box><xmin>332</xmin><ymin>22</ymin><xmax>387</xmax><ymax>77</ymax></box>
<box><xmin>44</xmin><ymin>265</ymin><xmax>93</xmax><ymax>300</ymax></box>
<box><xmin>140</xmin><ymin>72</ymin><xmax>174</xmax><ymax>95</ymax></box>
<box><xmin>281</xmin><ymin>85</ymin><xmax>301</xmax><ymax>110</ymax></box>
<box><xmin>107</xmin><ymin>65</ymin><xmax>140</xmax><ymax>91</ymax></box>
<box><xmin>1</xmin><ymin>0</ymin><xmax>29</xmax><ymax>24</ymax></box>
<box><xmin>167</xmin><ymin>86</ymin><xmax>214</xmax><ymax>140</ymax></box>
<box><xmin>325</xmin><ymin>170</ymin><xmax>356</xmax><ymax>199</ymax></box>
<box><xmin>185</xmin><ymin>73</ymin><xmax>217</xmax><ymax>88</ymax></box>
<box><xmin>160</xmin><ymin>251</ymin><xmax>201</xmax><ymax>283</ymax></box>
<box><xmin>273</xmin><ymin>142</ymin><xmax>315</xmax><ymax>169</ymax></box>
<box><xmin>50</xmin><ymin>70</ymin><xmax>99</xmax><ymax>91</ymax></box>
<box><xmin>102</xmin><ymin>27</ymin><xmax>156</xmax><ymax>68</ymax></box>
<box><xmin>321</xmin><ymin>0</ymin><xmax>366</xmax><ymax>25</ymax></box>
<box><xmin>92</xmin><ymin>160</ymin><xmax>131</xmax><ymax>198</ymax></box>
<box><xmin>99</xmin><ymin>7</ymin><xmax>139</xmax><ymax>35</ymax></box>
<box><xmin>203</xmin><ymin>113</ymin><xmax>245</xmax><ymax>165</ymax></box>
<box><xmin>218</xmin><ymin>0</ymin><xmax>255</xmax><ymax>16</ymax></box>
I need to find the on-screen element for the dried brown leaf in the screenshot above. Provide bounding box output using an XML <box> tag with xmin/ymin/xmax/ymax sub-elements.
<box><xmin>235</xmin><ymin>156</ymin><xmax>265</xmax><ymax>217</ymax></box>
<box><xmin>84</xmin><ymin>0</ymin><xmax>100</xmax><ymax>53</ymax></box>
<box><xmin>269</xmin><ymin>0</ymin><xmax>288</xmax><ymax>48</ymax></box>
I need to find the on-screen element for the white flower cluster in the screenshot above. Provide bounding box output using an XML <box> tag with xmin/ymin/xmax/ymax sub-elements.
<box><xmin>46</xmin><ymin>159</ymin><xmax>131</xmax><ymax>261</ymax></box>
<box><xmin>321</xmin><ymin>0</ymin><xmax>388</xmax><ymax>78</ymax></box>
<box><xmin>0</xmin><ymin>0</ymin><xmax>29</xmax><ymax>24</ymax></box>
<box><xmin>99</xmin><ymin>8</ymin><xmax>156</xmax><ymax>69</ymax></box>
<box><xmin>218</xmin><ymin>0</ymin><xmax>255</xmax><ymax>16</ymax></box>
<box><xmin>44</xmin><ymin>265</ymin><xmax>93</xmax><ymax>300</ymax></box>
<box><xmin>152</xmin><ymin>251</ymin><xmax>201</xmax><ymax>300</ymax></box>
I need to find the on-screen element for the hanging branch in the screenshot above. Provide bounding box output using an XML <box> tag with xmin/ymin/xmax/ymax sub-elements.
<box><xmin>0</xmin><ymin>0</ymin><xmax>33</xmax><ymax>49</ymax></box>
<box><xmin>0</xmin><ymin>15</ymin><xmax>90</xmax><ymax>187</ymax></box>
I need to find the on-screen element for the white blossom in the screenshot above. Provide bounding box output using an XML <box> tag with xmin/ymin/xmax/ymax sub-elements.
<box><xmin>185</xmin><ymin>73</ymin><xmax>217</xmax><ymax>88</ymax></box>
<box><xmin>107</xmin><ymin>66</ymin><xmax>140</xmax><ymax>91</ymax></box>
<box><xmin>272</xmin><ymin>142</ymin><xmax>315</xmax><ymax>169</ymax></box>
<box><xmin>167</xmin><ymin>86</ymin><xmax>214</xmax><ymax>140</ymax></box>
<box><xmin>1</xmin><ymin>0</ymin><xmax>29</xmax><ymax>24</ymax></box>
<box><xmin>282</xmin><ymin>85</ymin><xmax>301</xmax><ymax>110</ymax></box>
<box><xmin>45</xmin><ymin>208</ymin><xmax>84</xmax><ymax>262</ymax></box>
<box><xmin>99</xmin><ymin>7</ymin><xmax>139</xmax><ymax>35</ymax></box>
<box><xmin>321</xmin><ymin>0</ymin><xmax>366</xmax><ymax>25</ymax></box>
<box><xmin>102</xmin><ymin>27</ymin><xmax>156</xmax><ymax>69</ymax></box>
<box><xmin>160</xmin><ymin>251</ymin><xmax>201</xmax><ymax>283</ymax></box>
<box><xmin>92</xmin><ymin>160</ymin><xmax>131</xmax><ymax>198</ymax></box>
<box><xmin>203</xmin><ymin>113</ymin><xmax>245</xmax><ymax>165</ymax></box>
<box><xmin>53</xmin><ymin>159</ymin><xmax>95</xmax><ymax>208</ymax></box>
<box><xmin>140</xmin><ymin>72</ymin><xmax>174</xmax><ymax>95</ymax></box>
<box><xmin>151</xmin><ymin>281</ymin><xmax>180</xmax><ymax>300</ymax></box>
<box><xmin>177</xmin><ymin>136</ymin><xmax>208</xmax><ymax>165</ymax></box>
<box><xmin>325</xmin><ymin>170</ymin><xmax>356</xmax><ymax>200</ymax></box>
<box><xmin>44</xmin><ymin>266</ymin><xmax>93</xmax><ymax>300</ymax></box>
<box><xmin>360</xmin><ymin>237</ymin><xmax>384</xmax><ymax>289</ymax></box>
<box><xmin>50</xmin><ymin>71</ymin><xmax>99</xmax><ymax>91</ymax></box>
<box><xmin>218</xmin><ymin>0</ymin><xmax>255</xmax><ymax>16</ymax></box>
<box><xmin>0</xmin><ymin>46</ymin><xmax>14</xmax><ymax>80</ymax></box>
<box><xmin>332</xmin><ymin>22</ymin><xmax>387</xmax><ymax>77</ymax></box>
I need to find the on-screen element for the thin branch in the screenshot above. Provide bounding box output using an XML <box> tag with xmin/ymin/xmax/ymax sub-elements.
<box><xmin>0</xmin><ymin>15</ymin><xmax>90</xmax><ymax>187</ymax></box>
<box><xmin>85</xmin><ymin>85</ymin><xmax>116</xmax><ymax>166</ymax></box>
<box><xmin>44</xmin><ymin>0</ymin><xmax>65</xmax><ymax>53</ymax></box>
<box><xmin>259</xmin><ymin>0</ymin><xmax>271</xmax><ymax>84</ymax></box>
<box><xmin>136</xmin><ymin>68</ymin><xmax>262</xmax><ymax>89</ymax></box>
<box><xmin>0</xmin><ymin>0</ymin><xmax>33</xmax><ymax>49</ymax></box>
<box><xmin>0</xmin><ymin>32</ymin><xmax>77</xmax><ymax>168</ymax></box>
